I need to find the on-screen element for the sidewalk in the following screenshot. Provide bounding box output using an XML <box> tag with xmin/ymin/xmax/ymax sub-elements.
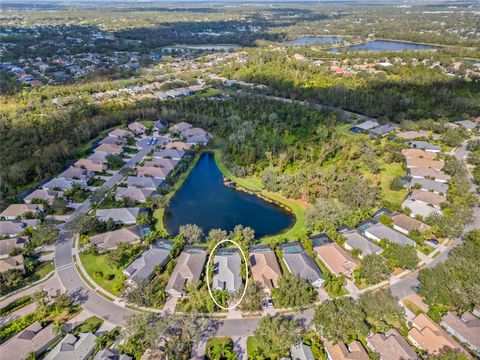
<box><xmin>232</xmin><ymin>336</ymin><xmax>247</xmax><ymax>360</ymax></box>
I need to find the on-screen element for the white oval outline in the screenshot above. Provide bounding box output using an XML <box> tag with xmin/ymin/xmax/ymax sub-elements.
<box><xmin>206</xmin><ymin>239</ymin><xmax>249</xmax><ymax>310</ymax></box>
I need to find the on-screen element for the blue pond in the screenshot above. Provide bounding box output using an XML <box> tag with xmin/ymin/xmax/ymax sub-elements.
<box><xmin>329</xmin><ymin>40</ymin><xmax>439</xmax><ymax>52</ymax></box>
<box><xmin>286</xmin><ymin>36</ymin><xmax>344</xmax><ymax>44</ymax></box>
<box><xmin>164</xmin><ymin>152</ymin><xmax>295</xmax><ymax>237</ymax></box>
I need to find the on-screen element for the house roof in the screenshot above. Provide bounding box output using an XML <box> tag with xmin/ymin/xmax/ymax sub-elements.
<box><xmin>290</xmin><ymin>343</ymin><xmax>315</xmax><ymax>360</ymax></box>
<box><xmin>1</xmin><ymin>204</ymin><xmax>43</xmax><ymax>218</ymax></box>
<box><xmin>100</xmin><ymin>136</ymin><xmax>124</xmax><ymax>146</ymax></box>
<box><xmin>0</xmin><ymin>237</ymin><xmax>28</xmax><ymax>257</ymax></box>
<box><xmin>402</xmin><ymin>199</ymin><xmax>442</xmax><ymax>219</ymax></box>
<box><xmin>90</xmin><ymin>226</ymin><xmax>142</xmax><ymax>250</ymax></box>
<box><xmin>144</xmin><ymin>157</ymin><xmax>178</xmax><ymax>171</ymax></box>
<box><xmin>137</xmin><ymin>165</ymin><xmax>172</xmax><ymax>179</ymax></box>
<box><xmin>0</xmin><ymin>220</ymin><xmax>40</xmax><ymax>236</ymax></box>
<box><xmin>408</xmin><ymin>314</ymin><xmax>463</xmax><ymax>355</ymax></box>
<box><xmin>354</xmin><ymin>120</ymin><xmax>380</xmax><ymax>131</ymax></box>
<box><xmin>212</xmin><ymin>248</ymin><xmax>243</xmax><ymax>292</ymax></box>
<box><xmin>182</xmin><ymin>127</ymin><xmax>208</xmax><ymax>137</ymax></box>
<box><xmin>365</xmin><ymin>223</ymin><xmax>416</xmax><ymax>247</ymax></box>
<box><xmin>410</xmin><ymin>190</ymin><xmax>446</xmax><ymax>207</ymax></box>
<box><xmin>128</xmin><ymin>122</ymin><xmax>147</xmax><ymax>133</ymax></box>
<box><xmin>115</xmin><ymin>187</ymin><xmax>154</xmax><ymax>203</ymax></box>
<box><xmin>441</xmin><ymin>312</ymin><xmax>480</xmax><ymax>351</ymax></box>
<box><xmin>127</xmin><ymin>176</ymin><xmax>163</xmax><ymax>190</ymax></box>
<box><xmin>396</xmin><ymin>131</ymin><xmax>429</xmax><ymax>139</ymax></box>
<box><xmin>186</xmin><ymin>134</ymin><xmax>211</xmax><ymax>145</ymax></box>
<box><xmin>455</xmin><ymin>120</ymin><xmax>477</xmax><ymax>130</ymax></box>
<box><xmin>368</xmin><ymin>329</ymin><xmax>418</xmax><ymax>360</ymax></box>
<box><xmin>74</xmin><ymin>159</ymin><xmax>105</xmax><ymax>172</ymax></box>
<box><xmin>44</xmin><ymin>332</ymin><xmax>97</xmax><ymax>360</ymax></box>
<box><xmin>410</xmin><ymin>178</ymin><xmax>448</xmax><ymax>194</ymax></box>
<box><xmin>390</xmin><ymin>213</ymin><xmax>431</xmax><ymax>234</ymax></box>
<box><xmin>340</xmin><ymin>229</ymin><xmax>382</xmax><ymax>256</ymax></box>
<box><xmin>408</xmin><ymin>141</ymin><xmax>441</xmax><ymax>152</ymax></box>
<box><xmin>59</xmin><ymin>167</ymin><xmax>93</xmax><ymax>181</ymax></box>
<box><xmin>0</xmin><ymin>254</ymin><xmax>24</xmax><ymax>272</ymax></box>
<box><xmin>280</xmin><ymin>242</ymin><xmax>323</xmax><ymax>285</ymax></box>
<box><xmin>166</xmin><ymin>246</ymin><xmax>207</xmax><ymax>295</ymax></box>
<box><xmin>24</xmin><ymin>189</ymin><xmax>62</xmax><ymax>205</ymax></box>
<box><xmin>405</xmin><ymin>158</ymin><xmax>444</xmax><ymax>170</ymax></box>
<box><xmin>0</xmin><ymin>322</ymin><xmax>58</xmax><ymax>360</ymax></box>
<box><xmin>324</xmin><ymin>340</ymin><xmax>369</xmax><ymax>360</ymax></box>
<box><xmin>170</xmin><ymin>122</ymin><xmax>192</xmax><ymax>133</ymax></box>
<box><xmin>95</xmin><ymin>143</ymin><xmax>123</xmax><ymax>154</ymax></box>
<box><xmin>401</xmin><ymin>148</ymin><xmax>436</xmax><ymax>160</ymax></box>
<box><xmin>109</xmin><ymin>128</ymin><xmax>130</xmax><ymax>138</ymax></box>
<box><xmin>249</xmin><ymin>248</ymin><xmax>282</xmax><ymax>289</ymax></box>
<box><xmin>165</xmin><ymin>141</ymin><xmax>193</xmax><ymax>150</ymax></box>
<box><xmin>125</xmin><ymin>240</ymin><xmax>173</xmax><ymax>283</ymax></box>
<box><xmin>153</xmin><ymin>149</ymin><xmax>185</xmax><ymax>159</ymax></box>
<box><xmin>314</xmin><ymin>243</ymin><xmax>358</xmax><ymax>276</ymax></box>
<box><xmin>87</xmin><ymin>152</ymin><xmax>108</xmax><ymax>163</ymax></box>
<box><xmin>93</xmin><ymin>350</ymin><xmax>133</xmax><ymax>360</ymax></box>
<box><xmin>369</xmin><ymin>124</ymin><xmax>399</xmax><ymax>136</ymax></box>
<box><xmin>96</xmin><ymin>208</ymin><xmax>142</xmax><ymax>224</ymax></box>
<box><xmin>408</xmin><ymin>167</ymin><xmax>450</xmax><ymax>182</ymax></box>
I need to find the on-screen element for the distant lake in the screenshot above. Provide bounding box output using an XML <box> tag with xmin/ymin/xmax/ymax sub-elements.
<box><xmin>164</xmin><ymin>152</ymin><xmax>295</xmax><ymax>237</ymax></box>
<box><xmin>329</xmin><ymin>40</ymin><xmax>439</xmax><ymax>52</ymax></box>
<box><xmin>286</xmin><ymin>36</ymin><xmax>345</xmax><ymax>45</ymax></box>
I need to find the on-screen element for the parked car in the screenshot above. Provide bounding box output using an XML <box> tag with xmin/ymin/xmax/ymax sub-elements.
<box><xmin>266</xmin><ymin>298</ymin><xmax>273</xmax><ymax>308</ymax></box>
<box><xmin>428</xmin><ymin>238</ymin><xmax>439</xmax><ymax>245</ymax></box>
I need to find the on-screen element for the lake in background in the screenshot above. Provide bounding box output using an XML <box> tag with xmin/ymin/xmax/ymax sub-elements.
<box><xmin>329</xmin><ymin>40</ymin><xmax>439</xmax><ymax>52</ymax></box>
<box><xmin>164</xmin><ymin>152</ymin><xmax>295</xmax><ymax>237</ymax></box>
<box><xmin>286</xmin><ymin>36</ymin><xmax>345</xmax><ymax>44</ymax></box>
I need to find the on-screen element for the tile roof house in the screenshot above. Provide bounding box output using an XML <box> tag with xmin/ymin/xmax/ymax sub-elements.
<box><xmin>367</xmin><ymin>329</ymin><xmax>419</xmax><ymax>360</ymax></box>
<box><xmin>186</xmin><ymin>134</ymin><xmax>211</xmax><ymax>145</ymax></box>
<box><xmin>44</xmin><ymin>332</ymin><xmax>97</xmax><ymax>360</ymax></box>
<box><xmin>137</xmin><ymin>165</ymin><xmax>172</xmax><ymax>179</ymax></box>
<box><xmin>396</xmin><ymin>130</ymin><xmax>429</xmax><ymax>140</ymax></box>
<box><xmin>324</xmin><ymin>340</ymin><xmax>369</xmax><ymax>360</ymax></box>
<box><xmin>124</xmin><ymin>239</ymin><xmax>173</xmax><ymax>286</ymax></box>
<box><xmin>0</xmin><ymin>204</ymin><xmax>44</xmax><ymax>220</ymax></box>
<box><xmin>115</xmin><ymin>187</ymin><xmax>154</xmax><ymax>203</ymax></box>
<box><xmin>313</xmin><ymin>243</ymin><xmax>358</xmax><ymax>277</ymax></box>
<box><xmin>339</xmin><ymin>227</ymin><xmax>382</xmax><ymax>258</ymax></box>
<box><xmin>390</xmin><ymin>213</ymin><xmax>431</xmax><ymax>235</ymax></box>
<box><xmin>0</xmin><ymin>220</ymin><xmax>41</xmax><ymax>236</ymax></box>
<box><xmin>249</xmin><ymin>245</ymin><xmax>282</xmax><ymax>290</ymax></box>
<box><xmin>404</xmin><ymin>158</ymin><xmax>444</xmax><ymax>170</ymax></box>
<box><xmin>402</xmin><ymin>199</ymin><xmax>442</xmax><ymax>219</ymax></box>
<box><xmin>280</xmin><ymin>242</ymin><xmax>324</xmax><ymax>287</ymax></box>
<box><xmin>181</xmin><ymin>127</ymin><xmax>209</xmax><ymax>138</ymax></box>
<box><xmin>87</xmin><ymin>152</ymin><xmax>108</xmax><ymax>164</ymax></box>
<box><xmin>410</xmin><ymin>190</ymin><xmax>446</xmax><ymax>208</ymax></box>
<box><xmin>93</xmin><ymin>349</ymin><xmax>133</xmax><ymax>360</ymax></box>
<box><xmin>408</xmin><ymin>167</ymin><xmax>450</xmax><ymax>183</ymax></box>
<box><xmin>170</xmin><ymin>122</ymin><xmax>192</xmax><ymax>134</ymax></box>
<box><xmin>153</xmin><ymin>149</ymin><xmax>185</xmax><ymax>161</ymax></box>
<box><xmin>0</xmin><ymin>322</ymin><xmax>59</xmax><ymax>360</ymax></box>
<box><xmin>165</xmin><ymin>246</ymin><xmax>207</xmax><ymax>297</ymax></box>
<box><xmin>58</xmin><ymin>167</ymin><xmax>94</xmax><ymax>187</ymax></box>
<box><xmin>410</xmin><ymin>178</ymin><xmax>448</xmax><ymax>194</ymax></box>
<box><xmin>109</xmin><ymin>128</ymin><xmax>131</xmax><ymax>138</ymax></box>
<box><xmin>90</xmin><ymin>225</ymin><xmax>142</xmax><ymax>251</ymax></box>
<box><xmin>455</xmin><ymin>120</ymin><xmax>477</xmax><ymax>131</ymax></box>
<box><xmin>128</xmin><ymin>122</ymin><xmax>147</xmax><ymax>135</ymax></box>
<box><xmin>24</xmin><ymin>189</ymin><xmax>63</xmax><ymax>205</ymax></box>
<box><xmin>0</xmin><ymin>254</ymin><xmax>25</xmax><ymax>273</ymax></box>
<box><xmin>165</xmin><ymin>141</ymin><xmax>194</xmax><ymax>150</ymax></box>
<box><xmin>143</xmin><ymin>157</ymin><xmax>178</xmax><ymax>171</ymax></box>
<box><xmin>408</xmin><ymin>141</ymin><xmax>441</xmax><ymax>153</ymax></box>
<box><xmin>290</xmin><ymin>343</ymin><xmax>315</xmax><ymax>360</ymax></box>
<box><xmin>408</xmin><ymin>314</ymin><xmax>464</xmax><ymax>355</ymax></box>
<box><xmin>0</xmin><ymin>237</ymin><xmax>28</xmax><ymax>259</ymax></box>
<box><xmin>364</xmin><ymin>222</ymin><xmax>416</xmax><ymax>247</ymax></box>
<box><xmin>441</xmin><ymin>312</ymin><xmax>480</xmax><ymax>355</ymax></box>
<box><xmin>42</xmin><ymin>178</ymin><xmax>78</xmax><ymax>191</ymax></box>
<box><xmin>99</xmin><ymin>136</ymin><xmax>125</xmax><ymax>146</ymax></box>
<box><xmin>96</xmin><ymin>208</ymin><xmax>143</xmax><ymax>225</ymax></box>
<box><xmin>212</xmin><ymin>248</ymin><xmax>243</xmax><ymax>293</ymax></box>
<box><xmin>401</xmin><ymin>148</ymin><xmax>437</xmax><ymax>160</ymax></box>
<box><xmin>127</xmin><ymin>176</ymin><xmax>163</xmax><ymax>190</ymax></box>
<box><xmin>94</xmin><ymin>143</ymin><xmax>123</xmax><ymax>155</ymax></box>
<box><xmin>74</xmin><ymin>158</ymin><xmax>107</xmax><ymax>173</ymax></box>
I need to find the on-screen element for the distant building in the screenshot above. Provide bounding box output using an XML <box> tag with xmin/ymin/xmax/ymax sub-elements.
<box><xmin>24</xmin><ymin>189</ymin><xmax>63</xmax><ymax>205</ymax></box>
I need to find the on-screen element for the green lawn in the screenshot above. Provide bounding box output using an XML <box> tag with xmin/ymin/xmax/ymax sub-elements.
<box><xmin>72</xmin><ymin>316</ymin><xmax>104</xmax><ymax>335</ymax></box>
<box><xmin>246</xmin><ymin>336</ymin><xmax>259</xmax><ymax>359</ymax></box>
<box><xmin>87</xmin><ymin>178</ymin><xmax>106</xmax><ymax>187</ymax></box>
<box><xmin>205</xmin><ymin>337</ymin><xmax>236</xmax><ymax>360</ymax></box>
<box><xmin>22</xmin><ymin>261</ymin><xmax>54</xmax><ymax>287</ymax></box>
<box><xmin>417</xmin><ymin>243</ymin><xmax>435</xmax><ymax>256</ymax></box>
<box><xmin>378</xmin><ymin>162</ymin><xmax>408</xmax><ymax>207</ymax></box>
<box><xmin>79</xmin><ymin>252</ymin><xmax>125</xmax><ymax>296</ymax></box>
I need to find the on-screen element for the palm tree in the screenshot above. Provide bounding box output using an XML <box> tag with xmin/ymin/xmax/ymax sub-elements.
<box><xmin>207</xmin><ymin>338</ymin><xmax>237</xmax><ymax>360</ymax></box>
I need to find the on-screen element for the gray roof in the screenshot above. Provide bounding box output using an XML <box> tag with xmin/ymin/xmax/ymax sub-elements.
<box><xmin>340</xmin><ymin>229</ymin><xmax>382</xmax><ymax>257</ymax></box>
<box><xmin>42</xmin><ymin>178</ymin><xmax>75</xmax><ymax>191</ymax></box>
<box><xmin>402</xmin><ymin>199</ymin><xmax>442</xmax><ymax>218</ymax></box>
<box><xmin>44</xmin><ymin>333</ymin><xmax>97</xmax><ymax>360</ymax></box>
<box><xmin>355</xmin><ymin>120</ymin><xmax>380</xmax><ymax>131</ymax></box>
<box><xmin>115</xmin><ymin>187</ymin><xmax>154</xmax><ymax>203</ymax></box>
<box><xmin>124</xmin><ymin>239</ymin><xmax>173</xmax><ymax>284</ymax></box>
<box><xmin>0</xmin><ymin>220</ymin><xmax>41</xmax><ymax>236</ymax></box>
<box><xmin>455</xmin><ymin>120</ymin><xmax>477</xmax><ymax>130</ymax></box>
<box><xmin>166</xmin><ymin>246</ymin><xmax>207</xmax><ymax>296</ymax></box>
<box><xmin>410</xmin><ymin>178</ymin><xmax>449</xmax><ymax>194</ymax></box>
<box><xmin>212</xmin><ymin>248</ymin><xmax>242</xmax><ymax>292</ymax></box>
<box><xmin>127</xmin><ymin>176</ymin><xmax>163</xmax><ymax>190</ymax></box>
<box><xmin>87</xmin><ymin>152</ymin><xmax>108</xmax><ymax>163</ymax></box>
<box><xmin>369</xmin><ymin>124</ymin><xmax>399</xmax><ymax>136</ymax></box>
<box><xmin>95</xmin><ymin>208</ymin><xmax>142</xmax><ymax>224</ymax></box>
<box><xmin>290</xmin><ymin>343</ymin><xmax>315</xmax><ymax>360</ymax></box>
<box><xmin>280</xmin><ymin>242</ymin><xmax>324</xmax><ymax>286</ymax></box>
<box><xmin>152</xmin><ymin>149</ymin><xmax>185</xmax><ymax>160</ymax></box>
<box><xmin>0</xmin><ymin>237</ymin><xmax>28</xmax><ymax>257</ymax></box>
<box><xmin>93</xmin><ymin>350</ymin><xmax>133</xmax><ymax>360</ymax></box>
<box><xmin>365</xmin><ymin>223</ymin><xmax>416</xmax><ymax>247</ymax></box>
<box><xmin>185</xmin><ymin>134</ymin><xmax>211</xmax><ymax>145</ymax></box>
<box><xmin>408</xmin><ymin>141</ymin><xmax>441</xmax><ymax>152</ymax></box>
